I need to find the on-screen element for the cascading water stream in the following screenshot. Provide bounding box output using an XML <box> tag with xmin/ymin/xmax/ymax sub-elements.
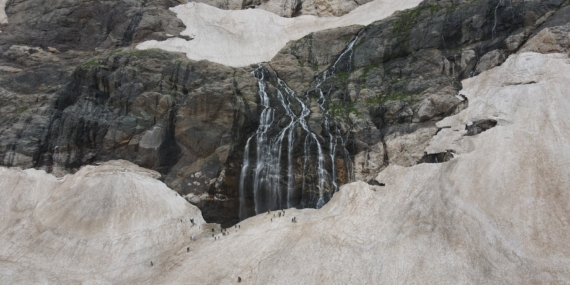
<box><xmin>239</xmin><ymin>37</ymin><xmax>358</xmax><ymax>219</ymax></box>
<box><xmin>278</xmin><ymin>78</ymin><xmax>330</xmax><ymax>209</ymax></box>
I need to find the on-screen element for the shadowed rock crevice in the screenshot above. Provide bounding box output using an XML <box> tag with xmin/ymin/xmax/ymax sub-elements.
<box><xmin>121</xmin><ymin>0</ymin><xmax>149</xmax><ymax>47</ymax></box>
<box><xmin>419</xmin><ymin>150</ymin><xmax>454</xmax><ymax>164</ymax></box>
<box><xmin>366</xmin><ymin>179</ymin><xmax>384</xmax><ymax>186</ymax></box>
<box><xmin>465</xmin><ymin>119</ymin><xmax>497</xmax><ymax>136</ymax></box>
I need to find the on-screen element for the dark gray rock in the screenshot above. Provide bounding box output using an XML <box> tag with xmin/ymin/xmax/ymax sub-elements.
<box><xmin>419</xmin><ymin>150</ymin><xmax>454</xmax><ymax>164</ymax></box>
<box><xmin>270</xmin><ymin>0</ymin><xmax>567</xmax><ymax>186</ymax></box>
<box><xmin>0</xmin><ymin>0</ymin><xmax>185</xmax><ymax>53</ymax></box>
<box><xmin>465</xmin><ymin>119</ymin><xmax>498</xmax><ymax>136</ymax></box>
<box><xmin>0</xmin><ymin>47</ymin><xmax>257</xmax><ymax>225</ymax></box>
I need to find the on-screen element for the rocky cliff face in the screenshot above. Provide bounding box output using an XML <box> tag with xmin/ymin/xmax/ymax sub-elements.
<box><xmin>234</xmin><ymin>0</ymin><xmax>569</xmax><ymax>221</ymax></box>
<box><xmin>0</xmin><ymin>0</ymin><xmax>569</xmax><ymax>226</ymax></box>
<box><xmin>1</xmin><ymin>0</ymin><xmax>570</xmax><ymax>282</ymax></box>
<box><xmin>2</xmin><ymin>49</ymin><xmax>570</xmax><ymax>284</ymax></box>
<box><xmin>194</xmin><ymin>0</ymin><xmax>374</xmax><ymax>17</ymax></box>
<box><xmin>0</xmin><ymin>47</ymin><xmax>257</xmax><ymax>224</ymax></box>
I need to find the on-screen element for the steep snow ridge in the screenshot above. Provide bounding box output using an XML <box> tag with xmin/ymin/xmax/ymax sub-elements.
<box><xmin>0</xmin><ymin>160</ymin><xmax>205</xmax><ymax>284</ymax></box>
<box><xmin>136</xmin><ymin>0</ymin><xmax>423</xmax><ymax>67</ymax></box>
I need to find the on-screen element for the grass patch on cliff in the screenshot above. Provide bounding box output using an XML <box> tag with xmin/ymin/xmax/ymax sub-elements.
<box><xmin>335</xmin><ymin>71</ymin><xmax>351</xmax><ymax>81</ymax></box>
<box><xmin>392</xmin><ymin>3</ymin><xmax>460</xmax><ymax>37</ymax></box>
<box><xmin>82</xmin><ymin>49</ymin><xmax>175</xmax><ymax>68</ymax></box>
<box><xmin>329</xmin><ymin>103</ymin><xmax>362</xmax><ymax>118</ymax></box>
<box><xmin>382</xmin><ymin>91</ymin><xmax>416</xmax><ymax>102</ymax></box>
<box><xmin>365</xmin><ymin>90</ymin><xmax>419</xmax><ymax>106</ymax></box>
<box><xmin>358</xmin><ymin>63</ymin><xmax>381</xmax><ymax>80</ymax></box>
<box><xmin>126</xmin><ymin>49</ymin><xmax>163</xmax><ymax>57</ymax></box>
<box><xmin>107</xmin><ymin>48</ymin><xmax>179</xmax><ymax>61</ymax></box>
<box><xmin>392</xmin><ymin>5</ymin><xmax>437</xmax><ymax>36</ymax></box>
<box><xmin>82</xmin><ymin>59</ymin><xmax>101</xmax><ymax>67</ymax></box>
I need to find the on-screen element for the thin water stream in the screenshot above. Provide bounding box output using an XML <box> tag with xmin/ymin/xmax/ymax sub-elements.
<box><xmin>239</xmin><ymin>37</ymin><xmax>358</xmax><ymax>220</ymax></box>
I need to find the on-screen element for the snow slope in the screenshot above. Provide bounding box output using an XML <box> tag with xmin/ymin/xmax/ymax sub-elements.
<box><xmin>137</xmin><ymin>0</ymin><xmax>422</xmax><ymax>67</ymax></box>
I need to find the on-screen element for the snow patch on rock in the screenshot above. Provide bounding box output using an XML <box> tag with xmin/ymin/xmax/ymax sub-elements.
<box><xmin>136</xmin><ymin>0</ymin><xmax>423</xmax><ymax>67</ymax></box>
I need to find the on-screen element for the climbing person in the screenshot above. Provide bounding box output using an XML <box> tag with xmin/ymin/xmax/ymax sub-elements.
<box><xmin>187</xmin><ymin>247</ymin><xmax>190</xmax><ymax>252</ymax></box>
<box><xmin>238</xmin><ymin>277</ymin><xmax>242</xmax><ymax>282</ymax></box>
<box><xmin>212</xmin><ymin>228</ymin><xmax>214</xmax><ymax>232</ymax></box>
<box><xmin>150</xmin><ymin>261</ymin><xmax>153</xmax><ymax>266</ymax></box>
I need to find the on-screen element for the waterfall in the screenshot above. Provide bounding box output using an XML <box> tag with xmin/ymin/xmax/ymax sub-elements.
<box><xmin>239</xmin><ymin>37</ymin><xmax>358</xmax><ymax>219</ymax></box>
<box><xmin>238</xmin><ymin>136</ymin><xmax>253</xmax><ymax>220</ymax></box>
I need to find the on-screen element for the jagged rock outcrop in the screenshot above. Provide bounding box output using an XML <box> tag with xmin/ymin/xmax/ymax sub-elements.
<box><xmin>0</xmin><ymin>0</ymin><xmax>186</xmax><ymax>53</ymax></box>
<box><xmin>522</xmin><ymin>25</ymin><xmax>570</xmax><ymax>53</ymax></box>
<box><xmin>521</xmin><ymin>3</ymin><xmax>570</xmax><ymax>54</ymax></box>
<box><xmin>194</xmin><ymin>0</ymin><xmax>374</xmax><ymax>17</ymax></box>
